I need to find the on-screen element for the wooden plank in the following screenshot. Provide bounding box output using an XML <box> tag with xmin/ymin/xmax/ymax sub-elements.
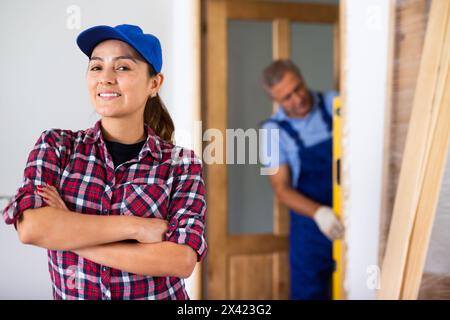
<box><xmin>272</xmin><ymin>252</ymin><xmax>289</xmax><ymax>299</ymax></box>
<box><xmin>272</xmin><ymin>18</ymin><xmax>290</xmax><ymax>236</ymax></box>
<box><xmin>227</xmin><ymin>1</ymin><xmax>338</xmax><ymax>23</ymax></box>
<box><xmin>379</xmin><ymin>0</ymin><xmax>429</xmax><ymax>267</ymax></box>
<box><xmin>401</xmin><ymin>25</ymin><xmax>450</xmax><ymax>299</ymax></box>
<box><xmin>379</xmin><ymin>0</ymin><xmax>450</xmax><ymax>299</ymax></box>
<box><xmin>190</xmin><ymin>0</ymin><xmax>203</xmax><ymax>300</ymax></box>
<box><xmin>273</xmin><ymin>197</ymin><xmax>289</xmax><ymax>236</ymax></box>
<box><xmin>228</xmin><ymin>235</ymin><xmax>289</xmax><ymax>255</ymax></box>
<box><xmin>271</xmin><ymin>17</ymin><xmax>291</xmax><ymax>301</ymax></box>
<box><xmin>229</xmin><ymin>254</ymin><xmax>273</xmax><ymax>299</ymax></box>
<box><xmin>378</xmin><ymin>0</ymin><xmax>403</xmax><ymax>269</ymax></box>
<box><xmin>333</xmin><ymin>19</ymin><xmax>340</xmax><ymax>91</ymax></box>
<box><xmin>206</xmin><ymin>0</ymin><xmax>229</xmax><ymax>300</ymax></box>
<box><xmin>200</xmin><ymin>1</ymin><xmax>208</xmax><ymax>299</ymax></box>
<box><xmin>273</xmin><ymin>19</ymin><xmax>291</xmax><ymax>62</ymax></box>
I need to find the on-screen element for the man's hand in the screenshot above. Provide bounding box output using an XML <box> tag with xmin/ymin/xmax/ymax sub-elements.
<box><xmin>36</xmin><ymin>185</ymin><xmax>69</xmax><ymax>211</ymax></box>
<box><xmin>313</xmin><ymin>206</ymin><xmax>344</xmax><ymax>240</ymax></box>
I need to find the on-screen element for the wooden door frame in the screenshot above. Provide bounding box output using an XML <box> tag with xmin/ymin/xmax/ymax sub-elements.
<box><xmin>202</xmin><ymin>0</ymin><xmax>339</xmax><ymax>299</ymax></box>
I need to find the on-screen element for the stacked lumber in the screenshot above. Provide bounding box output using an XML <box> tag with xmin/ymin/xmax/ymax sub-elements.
<box><xmin>379</xmin><ymin>0</ymin><xmax>450</xmax><ymax>300</ymax></box>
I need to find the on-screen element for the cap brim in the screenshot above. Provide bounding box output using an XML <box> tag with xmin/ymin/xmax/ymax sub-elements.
<box><xmin>76</xmin><ymin>25</ymin><xmax>130</xmax><ymax>58</ymax></box>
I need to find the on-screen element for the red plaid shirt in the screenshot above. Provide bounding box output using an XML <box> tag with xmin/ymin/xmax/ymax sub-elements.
<box><xmin>3</xmin><ymin>120</ymin><xmax>207</xmax><ymax>300</ymax></box>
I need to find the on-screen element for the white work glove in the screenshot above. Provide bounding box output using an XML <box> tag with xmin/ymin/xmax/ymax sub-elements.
<box><xmin>313</xmin><ymin>206</ymin><xmax>345</xmax><ymax>241</ymax></box>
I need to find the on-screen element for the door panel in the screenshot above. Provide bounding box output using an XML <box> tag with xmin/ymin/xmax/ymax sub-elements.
<box><xmin>291</xmin><ymin>22</ymin><xmax>335</xmax><ymax>91</ymax></box>
<box><xmin>229</xmin><ymin>254</ymin><xmax>274</xmax><ymax>299</ymax></box>
<box><xmin>227</xmin><ymin>20</ymin><xmax>274</xmax><ymax>235</ymax></box>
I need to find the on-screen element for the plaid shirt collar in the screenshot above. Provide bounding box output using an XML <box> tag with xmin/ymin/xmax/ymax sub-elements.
<box><xmin>83</xmin><ymin>119</ymin><xmax>162</xmax><ymax>161</ymax></box>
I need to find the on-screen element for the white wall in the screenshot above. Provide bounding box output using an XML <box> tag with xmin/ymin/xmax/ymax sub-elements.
<box><xmin>343</xmin><ymin>0</ymin><xmax>391</xmax><ymax>299</ymax></box>
<box><xmin>0</xmin><ymin>0</ymin><xmax>199</xmax><ymax>299</ymax></box>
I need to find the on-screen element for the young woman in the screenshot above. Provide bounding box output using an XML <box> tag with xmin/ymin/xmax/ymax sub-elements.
<box><xmin>2</xmin><ymin>24</ymin><xmax>207</xmax><ymax>300</ymax></box>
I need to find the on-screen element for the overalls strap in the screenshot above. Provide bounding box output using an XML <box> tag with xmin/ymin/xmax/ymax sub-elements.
<box><xmin>261</xmin><ymin>119</ymin><xmax>305</xmax><ymax>151</ymax></box>
<box><xmin>316</xmin><ymin>93</ymin><xmax>332</xmax><ymax>132</ymax></box>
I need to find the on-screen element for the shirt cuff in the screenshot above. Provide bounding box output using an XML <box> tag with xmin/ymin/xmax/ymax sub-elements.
<box><xmin>3</xmin><ymin>192</ymin><xmax>44</xmax><ymax>227</ymax></box>
<box><xmin>163</xmin><ymin>219</ymin><xmax>207</xmax><ymax>262</ymax></box>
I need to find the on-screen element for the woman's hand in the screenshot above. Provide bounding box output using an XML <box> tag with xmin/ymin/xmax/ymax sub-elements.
<box><xmin>36</xmin><ymin>185</ymin><xmax>69</xmax><ymax>211</ymax></box>
<box><xmin>133</xmin><ymin>218</ymin><xmax>168</xmax><ymax>243</ymax></box>
<box><xmin>36</xmin><ymin>184</ymin><xmax>167</xmax><ymax>244</ymax></box>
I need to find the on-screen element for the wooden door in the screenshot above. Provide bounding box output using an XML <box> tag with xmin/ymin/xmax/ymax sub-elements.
<box><xmin>204</xmin><ymin>0</ymin><xmax>339</xmax><ymax>299</ymax></box>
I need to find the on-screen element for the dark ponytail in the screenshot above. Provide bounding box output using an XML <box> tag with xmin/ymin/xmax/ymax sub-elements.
<box><xmin>144</xmin><ymin>65</ymin><xmax>175</xmax><ymax>144</ymax></box>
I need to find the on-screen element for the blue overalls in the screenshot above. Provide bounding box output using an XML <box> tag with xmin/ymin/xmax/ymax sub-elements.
<box><xmin>264</xmin><ymin>93</ymin><xmax>334</xmax><ymax>300</ymax></box>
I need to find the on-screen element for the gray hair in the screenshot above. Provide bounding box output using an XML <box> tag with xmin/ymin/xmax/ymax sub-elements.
<box><xmin>262</xmin><ymin>59</ymin><xmax>303</xmax><ymax>89</ymax></box>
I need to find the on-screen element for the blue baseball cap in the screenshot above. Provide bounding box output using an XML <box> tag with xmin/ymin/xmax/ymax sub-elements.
<box><xmin>76</xmin><ymin>24</ymin><xmax>163</xmax><ymax>73</ymax></box>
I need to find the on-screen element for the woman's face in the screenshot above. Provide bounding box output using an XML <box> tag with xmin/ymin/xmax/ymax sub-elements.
<box><xmin>87</xmin><ymin>40</ymin><xmax>162</xmax><ymax>119</ymax></box>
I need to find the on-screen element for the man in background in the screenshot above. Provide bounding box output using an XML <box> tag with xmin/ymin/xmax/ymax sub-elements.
<box><xmin>261</xmin><ymin>59</ymin><xmax>344</xmax><ymax>300</ymax></box>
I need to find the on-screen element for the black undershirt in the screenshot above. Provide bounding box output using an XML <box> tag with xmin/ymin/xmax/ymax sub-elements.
<box><xmin>104</xmin><ymin>139</ymin><xmax>146</xmax><ymax>168</ymax></box>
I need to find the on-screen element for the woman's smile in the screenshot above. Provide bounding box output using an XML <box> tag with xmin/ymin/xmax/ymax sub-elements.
<box><xmin>97</xmin><ymin>91</ymin><xmax>122</xmax><ymax>100</ymax></box>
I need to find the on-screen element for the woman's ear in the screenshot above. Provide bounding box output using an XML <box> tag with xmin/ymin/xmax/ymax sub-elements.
<box><xmin>156</xmin><ymin>73</ymin><xmax>164</xmax><ymax>88</ymax></box>
<box><xmin>148</xmin><ymin>73</ymin><xmax>164</xmax><ymax>97</ymax></box>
